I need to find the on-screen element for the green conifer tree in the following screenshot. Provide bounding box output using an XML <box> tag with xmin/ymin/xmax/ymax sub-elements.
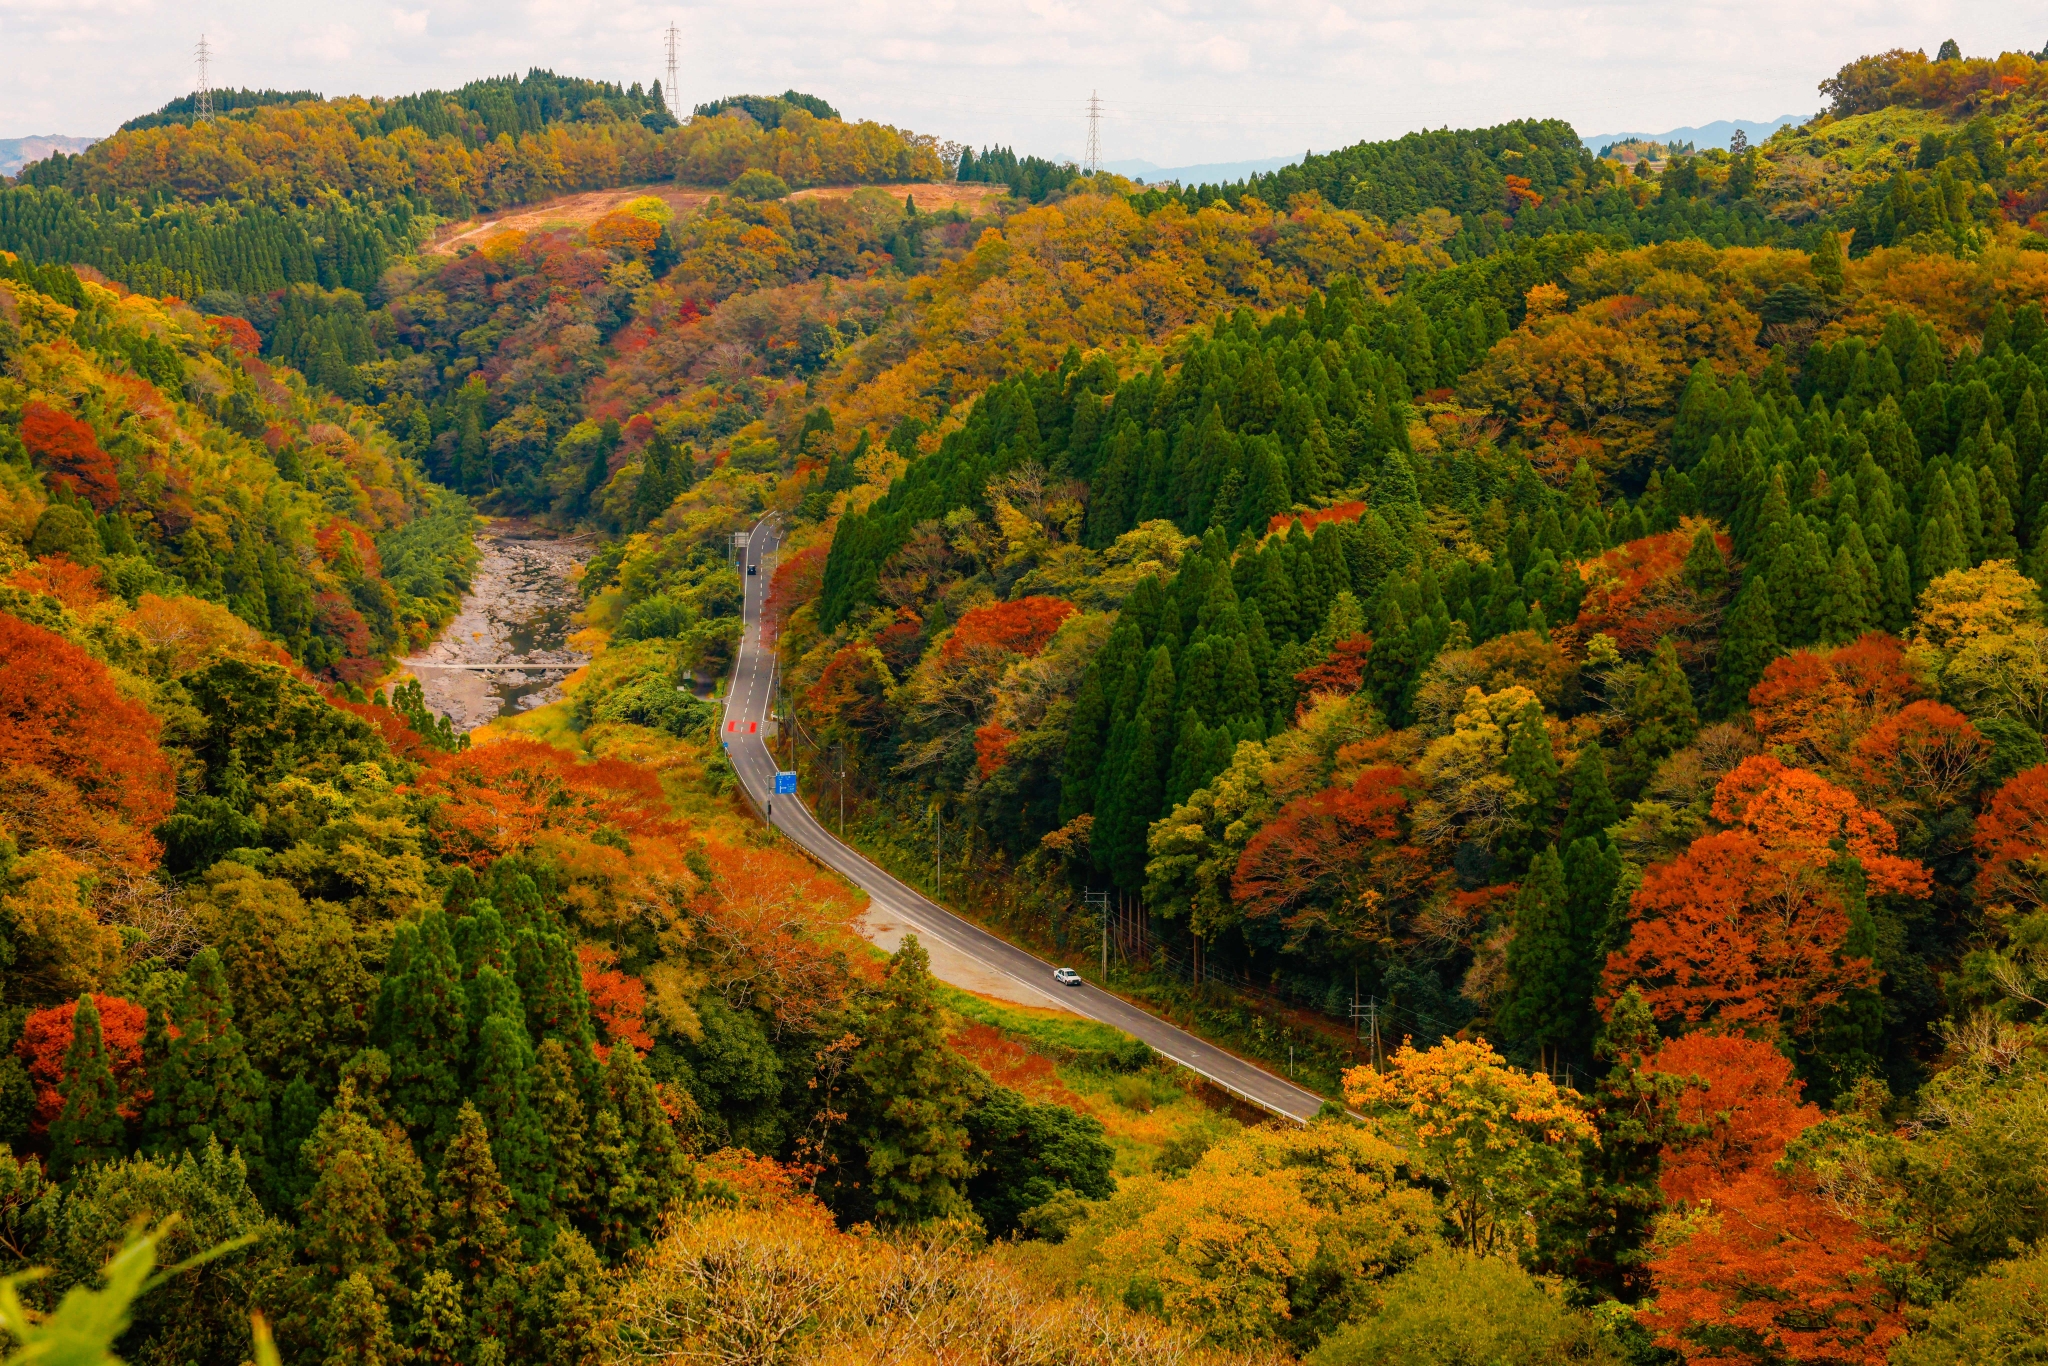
<box><xmin>1619</xmin><ymin>637</ymin><xmax>1699</xmax><ymax>792</ymax></box>
<box><xmin>1499</xmin><ymin>848</ymin><xmax>1575</xmax><ymax>1071</ymax></box>
<box><xmin>1532</xmin><ymin>985</ymin><xmax>1682</xmax><ymax>1299</ymax></box>
<box><xmin>1710</xmin><ymin>576</ymin><xmax>1778</xmax><ymax>717</ymax></box>
<box><xmin>323</xmin><ymin>1271</ymin><xmax>403</xmax><ymax>1366</ymax></box>
<box><xmin>531</xmin><ymin>1039</ymin><xmax>589</xmax><ymax>1219</ymax></box>
<box><xmin>1879</xmin><ymin>543</ymin><xmax>1914</xmax><ymax>632</ymax></box>
<box><xmin>298</xmin><ymin>1067</ymin><xmax>436</xmax><ymax>1302</ymax></box>
<box><xmin>1680</xmin><ymin>523</ymin><xmax>1728</xmax><ymax>598</ymax></box>
<box><xmin>1499</xmin><ymin>703</ymin><xmax>1559</xmax><ymax>870</ymax></box>
<box><xmin>847</xmin><ymin>936</ymin><xmax>972</xmax><ymax>1224</ymax></box>
<box><xmin>1815</xmin><ymin>541</ymin><xmax>1871</xmax><ymax>644</ymax></box>
<box><xmin>1561</xmin><ymin>744</ymin><xmax>1618</xmax><ymax>847</ymax></box>
<box><xmin>409</xmin><ymin>1270</ymin><xmax>467</xmax><ymax>1366</ymax></box>
<box><xmin>435</xmin><ymin>1103</ymin><xmax>520</xmax><ymax>1286</ymax></box>
<box><xmin>372</xmin><ymin>913</ymin><xmax>468</xmax><ymax>1153</ymax></box>
<box><xmin>1812</xmin><ymin>227</ymin><xmax>1846</xmax><ymax>297</ymax></box>
<box><xmin>469</xmin><ymin>1012</ymin><xmax>550</xmax><ymax>1234</ymax></box>
<box><xmin>600</xmin><ymin>1040</ymin><xmax>686</xmax><ymax>1223</ymax></box>
<box><xmin>147</xmin><ymin>948</ymin><xmax>269</xmax><ymax>1190</ymax></box>
<box><xmin>49</xmin><ymin>995</ymin><xmax>124</xmax><ymax>1180</ymax></box>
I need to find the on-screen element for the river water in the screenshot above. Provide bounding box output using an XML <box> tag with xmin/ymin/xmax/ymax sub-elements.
<box><xmin>402</xmin><ymin>522</ymin><xmax>592</xmax><ymax>734</ymax></box>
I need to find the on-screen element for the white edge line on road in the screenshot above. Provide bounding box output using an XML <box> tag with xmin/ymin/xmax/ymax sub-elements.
<box><xmin>722</xmin><ymin>516</ymin><xmax>1323</xmax><ymax>1125</ymax></box>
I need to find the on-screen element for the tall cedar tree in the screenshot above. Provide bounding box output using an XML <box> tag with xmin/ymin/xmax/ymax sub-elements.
<box><xmin>372</xmin><ymin>912</ymin><xmax>469</xmax><ymax>1155</ymax></box>
<box><xmin>1620</xmin><ymin>636</ymin><xmax>1698</xmax><ymax>792</ymax></box>
<box><xmin>48</xmin><ymin>994</ymin><xmax>124</xmax><ymax>1179</ymax></box>
<box><xmin>1561</xmin><ymin>744</ymin><xmax>1618</xmax><ymax>847</ymax></box>
<box><xmin>1499</xmin><ymin>846</ymin><xmax>1575</xmax><ymax>1070</ymax></box>
<box><xmin>848</xmin><ymin>935</ymin><xmax>973</xmax><ymax>1223</ymax></box>
<box><xmin>1534</xmin><ymin>985</ymin><xmax>1683</xmax><ymax>1298</ymax></box>
<box><xmin>1712</xmin><ymin>576</ymin><xmax>1778</xmax><ymax>717</ymax></box>
<box><xmin>1499</xmin><ymin>703</ymin><xmax>1559</xmax><ymax>870</ymax></box>
<box><xmin>297</xmin><ymin>1060</ymin><xmax>436</xmax><ymax>1304</ymax></box>
<box><xmin>147</xmin><ymin>948</ymin><xmax>269</xmax><ymax>1186</ymax></box>
<box><xmin>323</xmin><ymin>1271</ymin><xmax>404</xmax><ymax>1366</ymax></box>
<box><xmin>434</xmin><ymin>1102</ymin><xmax>520</xmax><ymax>1286</ymax></box>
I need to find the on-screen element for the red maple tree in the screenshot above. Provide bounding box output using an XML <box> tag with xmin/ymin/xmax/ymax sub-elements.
<box><xmin>16</xmin><ymin>994</ymin><xmax>151</xmax><ymax>1132</ymax></box>
<box><xmin>1232</xmin><ymin>765</ymin><xmax>1429</xmax><ymax>942</ymax></box>
<box><xmin>0</xmin><ymin>613</ymin><xmax>177</xmax><ymax>873</ymax></box>
<box><xmin>1974</xmin><ymin>763</ymin><xmax>2048</xmax><ymax>914</ymax></box>
<box><xmin>942</xmin><ymin>596</ymin><xmax>1076</xmax><ymax>661</ymax></box>
<box><xmin>577</xmin><ymin>944</ymin><xmax>654</xmax><ymax>1057</ymax></box>
<box><xmin>1748</xmin><ymin>635</ymin><xmax>1921</xmax><ymax>770</ymax></box>
<box><xmin>1604</xmin><ymin>831</ymin><xmax>1875</xmax><ymax>1034</ymax></box>
<box><xmin>20</xmin><ymin>400</ymin><xmax>120</xmax><ymax>511</ymax></box>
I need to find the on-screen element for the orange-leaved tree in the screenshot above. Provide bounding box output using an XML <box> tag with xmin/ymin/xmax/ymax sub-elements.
<box><xmin>691</xmin><ymin>839</ymin><xmax>865</xmax><ymax>1035</ymax></box>
<box><xmin>1848</xmin><ymin>700</ymin><xmax>1989</xmax><ymax>818</ymax></box>
<box><xmin>1572</xmin><ymin>525</ymin><xmax>1731</xmax><ymax>664</ymax></box>
<box><xmin>1604</xmin><ymin>832</ymin><xmax>1877</xmax><ymax>1035</ymax></box>
<box><xmin>1232</xmin><ymin>765</ymin><xmax>1428</xmax><ymax>951</ymax></box>
<box><xmin>0</xmin><ymin>612</ymin><xmax>177</xmax><ymax>874</ymax></box>
<box><xmin>16</xmin><ymin>994</ymin><xmax>151</xmax><ymax>1132</ymax></box>
<box><xmin>941</xmin><ymin>596</ymin><xmax>1076</xmax><ymax>661</ymax></box>
<box><xmin>1973</xmin><ymin>763</ymin><xmax>2048</xmax><ymax>916</ymax></box>
<box><xmin>1640</xmin><ymin>1033</ymin><xmax>1907</xmax><ymax>1365</ymax></box>
<box><xmin>1646</xmin><ymin>1031</ymin><xmax>1821</xmax><ymax>1207</ymax></box>
<box><xmin>1344</xmin><ymin>1037</ymin><xmax>1596</xmax><ymax>1256</ymax></box>
<box><xmin>1747</xmin><ymin>635</ymin><xmax>1921</xmax><ymax>772</ymax></box>
<box><xmin>1642</xmin><ymin>1164</ymin><xmax>1911</xmax><ymax>1365</ymax></box>
<box><xmin>1710</xmin><ymin>755</ymin><xmax>1931</xmax><ymax>897</ymax></box>
<box><xmin>20</xmin><ymin>401</ymin><xmax>121</xmax><ymax>511</ymax></box>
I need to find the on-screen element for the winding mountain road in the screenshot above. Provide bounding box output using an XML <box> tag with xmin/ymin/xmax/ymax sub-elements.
<box><xmin>718</xmin><ymin>515</ymin><xmax>1328</xmax><ymax>1123</ymax></box>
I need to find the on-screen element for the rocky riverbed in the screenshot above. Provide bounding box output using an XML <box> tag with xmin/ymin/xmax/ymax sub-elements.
<box><xmin>402</xmin><ymin>521</ymin><xmax>593</xmax><ymax>733</ymax></box>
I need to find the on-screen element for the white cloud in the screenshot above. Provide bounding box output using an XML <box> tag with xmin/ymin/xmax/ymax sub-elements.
<box><xmin>0</xmin><ymin>0</ymin><xmax>2030</xmax><ymax>164</ymax></box>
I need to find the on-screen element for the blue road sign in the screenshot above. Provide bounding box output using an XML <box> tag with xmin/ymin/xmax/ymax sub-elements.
<box><xmin>774</xmin><ymin>771</ymin><xmax>798</xmax><ymax>795</ymax></box>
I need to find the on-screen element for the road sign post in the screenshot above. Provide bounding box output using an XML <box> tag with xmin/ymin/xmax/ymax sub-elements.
<box><xmin>773</xmin><ymin>771</ymin><xmax>797</xmax><ymax>795</ymax></box>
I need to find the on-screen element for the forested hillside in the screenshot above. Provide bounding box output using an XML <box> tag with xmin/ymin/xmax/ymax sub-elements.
<box><xmin>6</xmin><ymin>36</ymin><xmax>2048</xmax><ymax>1366</ymax></box>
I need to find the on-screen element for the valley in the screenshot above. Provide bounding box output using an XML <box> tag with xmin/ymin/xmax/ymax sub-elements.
<box><xmin>2</xmin><ymin>43</ymin><xmax>2048</xmax><ymax>1366</ymax></box>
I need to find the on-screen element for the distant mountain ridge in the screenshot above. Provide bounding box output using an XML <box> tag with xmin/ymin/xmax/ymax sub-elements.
<box><xmin>0</xmin><ymin>135</ymin><xmax>96</xmax><ymax>177</ymax></box>
<box><xmin>1582</xmin><ymin>115</ymin><xmax>1808</xmax><ymax>153</ymax></box>
<box><xmin>1103</xmin><ymin>154</ymin><xmax>1302</xmax><ymax>185</ymax></box>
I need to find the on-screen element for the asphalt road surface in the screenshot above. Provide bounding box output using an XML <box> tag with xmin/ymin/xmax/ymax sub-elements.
<box><xmin>718</xmin><ymin>515</ymin><xmax>1328</xmax><ymax>1123</ymax></box>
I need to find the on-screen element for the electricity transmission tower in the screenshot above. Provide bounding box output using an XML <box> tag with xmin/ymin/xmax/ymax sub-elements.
<box><xmin>195</xmin><ymin>35</ymin><xmax>215</xmax><ymax>121</ymax></box>
<box><xmin>1084</xmin><ymin>90</ymin><xmax>1102</xmax><ymax>173</ymax></box>
<box><xmin>663</xmin><ymin>24</ymin><xmax>681</xmax><ymax>118</ymax></box>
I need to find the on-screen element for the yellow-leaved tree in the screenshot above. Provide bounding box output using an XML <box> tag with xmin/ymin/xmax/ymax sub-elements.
<box><xmin>1343</xmin><ymin>1038</ymin><xmax>1596</xmax><ymax>1257</ymax></box>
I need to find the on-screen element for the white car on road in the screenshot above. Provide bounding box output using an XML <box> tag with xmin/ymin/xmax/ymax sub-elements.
<box><xmin>1051</xmin><ymin>967</ymin><xmax>1083</xmax><ymax>987</ymax></box>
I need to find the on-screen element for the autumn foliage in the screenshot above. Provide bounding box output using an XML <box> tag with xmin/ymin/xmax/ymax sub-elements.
<box><xmin>1573</xmin><ymin>525</ymin><xmax>1730</xmax><ymax>662</ymax></box>
<box><xmin>1973</xmin><ymin>763</ymin><xmax>2048</xmax><ymax>914</ymax></box>
<box><xmin>941</xmin><ymin>596</ymin><xmax>1076</xmax><ymax>660</ymax></box>
<box><xmin>577</xmin><ymin>944</ymin><xmax>655</xmax><ymax>1056</ymax></box>
<box><xmin>1642</xmin><ymin>1034</ymin><xmax>1908</xmax><ymax>1365</ymax></box>
<box><xmin>1605</xmin><ymin>831</ymin><xmax>1876</xmax><ymax>1033</ymax></box>
<box><xmin>16</xmin><ymin>994</ymin><xmax>151</xmax><ymax>1131</ymax></box>
<box><xmin>1233</xmin><ymin>765</ymin><xmax>1426</xmax><ymax>937</ymax></box>
<box><xmin>20</xmin><ymin>401</ymin><xmax>120</xmax><ymax>511</ymax></box>
<box><xmin>413</xmin><ymin>737</ymin><xmax>680</xmax><ymax>868</ymax></box>
<box><xmin>1748</xmin><ymin>635</ymin><xmax>1921</xmax><ymax>769</ymax></box>
<box><xmin>0</xmin><ymin>613</ymin><xmax>176</xmax><ymax>873</ymax></box>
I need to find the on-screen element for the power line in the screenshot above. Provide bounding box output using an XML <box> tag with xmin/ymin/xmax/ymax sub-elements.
<box><xmin>195</xmin><ymin>34</ymin><xmax>215</xmax><ymax>122</ymax></box>
<box><xmin>663</xmin><ymin>23</ymin><xmax>681</xmax><ymax>118</ymax></box>
<box><xmin>1083</xmin><ymin>89</ymin><xmax>1102</xmax><ymax>173</ymax></box>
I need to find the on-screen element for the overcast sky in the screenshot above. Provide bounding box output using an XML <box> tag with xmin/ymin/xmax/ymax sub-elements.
<box><xmin>0</xmin><ymin>0</ymin><xmax>2034</xmax><ymax>166</ymax></box>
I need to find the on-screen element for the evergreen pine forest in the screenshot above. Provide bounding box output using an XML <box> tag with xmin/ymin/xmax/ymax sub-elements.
<box><xmin>5</xmin><ymin>36</ymin><xmax>2048</xmax><ymax>1366</ymax></box>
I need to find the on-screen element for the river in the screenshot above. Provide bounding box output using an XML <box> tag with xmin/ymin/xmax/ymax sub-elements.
<box><xmin>401</xmin><ymin>520</ymin><xmax>593</xmax><ymax>733</ymax></box>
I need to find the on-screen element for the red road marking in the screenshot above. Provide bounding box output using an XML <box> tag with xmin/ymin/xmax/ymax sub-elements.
<box><xmin>749</xmin><ymin>722</ymin><xmax>758</xmax><ymax>733</ymax></box>
<box><xmin>727</xmin><ymin>721</ymin><xmax>736</xmax><ymax>732</ymax></box>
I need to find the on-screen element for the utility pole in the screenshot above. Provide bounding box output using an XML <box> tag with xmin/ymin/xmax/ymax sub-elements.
<box><xmin>1083</xmin><ymin>91</ymin><xmax>1103</xmax><ymax>174</ymax></box>
<box><xmin>836</xmin><ymin>742</ymin><xmax>845</xmax><ymax>835</ymax></box>
<box><xmin>663</xmin><ymin>24</ymin><xmax>681</xmax><ymax>119</ymax></box>
<box><xmin>195</xmin><ymin>35</ymin><xmax>215</xmax><ymax>122</ymax></box>
<box><xmin>1083</xmin><ymin>890</ymin><xmax>1110</xmax><ymax>977</ymax></box>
